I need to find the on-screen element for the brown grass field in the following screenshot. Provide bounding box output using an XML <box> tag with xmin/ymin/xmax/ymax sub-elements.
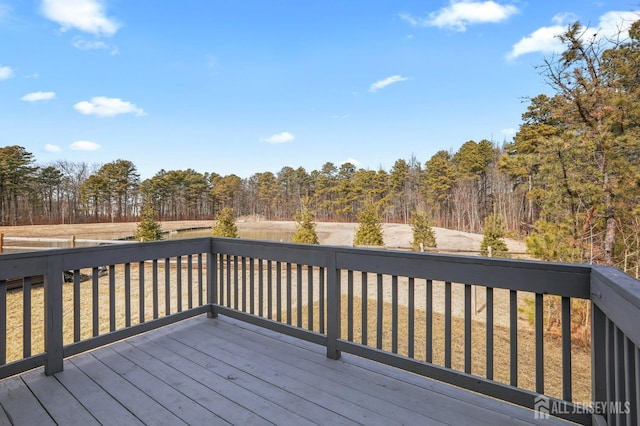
<box><xmin>2</xmin><ymin>221</ymin><xmax>589</xmax><ymax>403</ymax></box>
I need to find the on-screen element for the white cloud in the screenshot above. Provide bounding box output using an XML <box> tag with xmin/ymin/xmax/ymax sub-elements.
<box><xmin>343</xmin><ymin>158</ymin><xmax>361</xmax><ymax>166</ymax></box>
<box><xmin>501</xmin><ymin>128</ymin><xmax>516</xmax><ymax>137</ymax></box>
<box><xmin>401</xmin><ymin>1</ymin><xmax>518</xmax><ymax>32</ymax></box>
<box><xmin>70</xmin><ymin>140</ymin><xmax>101</xmax><ymax>151</ymax></box>
<box><xmin>44</xmin><ymin>144</ymin><xmax>61</xmax><ymax>152</ymax></box>
<box><xmin>0</xmin><ymin>65</ymin><xmax>13</xmax><ymax>80</ymax></box>
<box><xmin>21</xmin><ymin>91</ymin><xmax>56</xmax><ymax>102</ymax></box>
<box><xmin>73</xmin><ymin>38</ymin><xmax>119</xmax><ymax>54</ymax></box>
<box><xmin>74</xmin><ymin>96</ymin><xmax>145</xmax><ymax>117</ymax></box>
<box><xmin>598</xmin><ymin>11</ymin><xmax>639</xmax><ymax>40</ymax></box>
<box><xmin>40</xmin><ymin>0</ymin><xmax>119</xmax><ymax>36</ymax></box>
<box><xmin>507</xmin><ymin>10</ymin><xmax>640</xmax><ymax>60</ymax></box>
<box><xmin>507</xmin><ymin>25</ymin><xmax>566</xmax><ymax>60</ymax></box>
<box><xmin>369</xmin><ymin>75</ymin><xmax>408</xmax><ymax>93</ymax></box>
<box><xmin>551</xmin><ymin>13</ymin><xmax>578</xmax><ymax>26</ymax></box>
<box><xmin>263</xmin><ymin>132</ymin><xmax>295</xmax><ymax>144</ymax></box>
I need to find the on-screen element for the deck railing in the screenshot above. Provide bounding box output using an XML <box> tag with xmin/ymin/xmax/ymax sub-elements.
<box><xmin>0</xmin><ymin>237</ymin><xmax>638</xmax><ymax>425</ymax></box>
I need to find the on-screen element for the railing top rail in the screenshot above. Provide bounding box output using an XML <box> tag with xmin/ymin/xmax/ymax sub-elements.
<box><xmin>211</xmin><ymin>238</ymin><xmax>592</xmax><ymax>298</ymax></box>
<box><xmin>0</xmin><ymin>238</ymin><xmax>211</xmax><ymax>280</ymax></box>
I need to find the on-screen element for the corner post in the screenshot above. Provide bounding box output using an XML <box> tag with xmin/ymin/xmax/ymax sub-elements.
<box><xmin>326</xmin><ymin>249</ymin><xmax>341</xmax><ymax>360</ymax></box>
<box><xmin>44</xmin><ymin>254</ymin><xmax>64</xmax><ymax>375</ymax></box>
<box><xmin>207</xmin><ymin>238</ymin><xmax>218</xmax><ymax>318</ymax></box>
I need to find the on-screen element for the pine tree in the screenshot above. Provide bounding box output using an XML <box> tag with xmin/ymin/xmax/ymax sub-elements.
<box><xmin>212</xmin><ymin>207</ymin><xmax>239</xmax><ymax>238</ymax></box>
<box><xmin>291</xmin><ymin>199</ymin><xmax>319</xmax><ymax>244</ymax></box>
<box><xmin>480</xmin><ymin>214</ymin><xmax>508</xmax><ymax>257</ymax></box>
<box><xmin>410</xmin><ymin>212</ymin><xmax>437</xmax><ymax>251</ymax></box>
<box><xmin>134</xmin><ymin>203</ymin><xmax>163</xmax><ymax>241</ymax></box>
<box><xmin>353</xmin><ymin>203</ymin><xmax>384</xmax><ymax>246</ymax></box>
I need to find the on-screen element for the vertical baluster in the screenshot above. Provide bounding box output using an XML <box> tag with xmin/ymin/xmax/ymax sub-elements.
<box><xmin>211</xmin><ymin>250</ymin><xmax>223</xmax><ymax>318</ymax></box>
<box><xmin>152</xmin><ymin>259</ymin><xmax>159</xmax><ymax>320</ymax></box>
<box><xmin>635</xmin><ymin>345</ymin><xmax>639</xmax><ymax>426</ymax></box>
<box><xmin>165</xmin><ymin>258</ymin><xmax>171</xmax><ymax>316</ymax></box>
<box><xmin>233</xmin><ymin>256</ymin><xmax>239</xmax><ymax>310</ymax></box>
<box><xmin>361</xmin><ymin>272</ymin><xmax>368</xmax><ymax>346</ymax></box>
<box><xmin>187</xmin><ymin>255</ymin><xmax>193</xmax><ymax>310</ymax></box>
<box><xmin>486</xmin><ymin>287</ymin><xmax>494</xmax><ymax>380</ymax></box>
<box><xmin>377</xmin><ymin>274</ymin><xmax>383</xmax><ymax>350</ymax></box>
<box><xmin>219</xmin><ymin>254</ymin><xmax>225</xmax><ymax>307</ymax></box>
<box><xmin>176</xmin><ymin>256</ymin><xmax>182</xmax><ymax>312</ymax></box>
<box><xmin>139</xmin><ymin>261</ymin><xmax>145</xmax><ymax>323</ymax></box>
<box><xmin>198</xmin><ymin>254</ymin><xmax>203</xmax><ymax>307</ymax></box>
<box><xmin>348</xmin><ymin>270</ymin><xmax>354</xmax><ymax>341</ymax></box>
<box><xmin>624</xmin><ymin>336</ymin><xmax>631</xmax><ymax>426</ymax></box>
<box><xmin>307</xmin><ymin>266</ymin><xmax>314</xmax><ymax>331</ymax></box>
<box><xmin>408</xmin><ymin>277</ymin><xmax>414</xmax><ymax>358</ymax></box>
<box><xmin>319</xmin><ymin>267</ymin><xmax>325</xmax><ymax>334</ymax></box>
<box><xmin>326</xmin><ymin>253</ymin><xmax>341</xmax><ymax>360</ymax></box>
<box><xmin>109</xmin><ymin>265</ymin><xmax>116</xmax><ymax>331</ymax></box>
<box><xmin>464</xmin><ymin>284</ymin><xmax>471</xmax><ymax>374</ymax></box>
<box><xmin>535</xmin><ymin>293</ymin><xmax>544</xmax><ymax>394</ymax></box>
<box><xmin>614</xmin><ymin>325</ymin><xmax>622</xmax><ymax>426</ymax></box>
<box><xmin>445</xmin><ymin>282</ymin><xmax>452</xmax><ymax>368</ymax></box>
<box><xmin>426</xmin><ymin>279</ymin><xmax>433</xmax><ymax>363</ymax></box>
<box><xmin>561</xmin><ymin>296</ymin><xmax>572</xmax><ymax>401</ymax></box>
<box><xmin>510</xmin><ymin>290</ymin><xmax>518</xmax><ymax>386</ymax></box>
<box><xmin>267</xmin><ymin>260</ymin><xmax>273</xmax><ymax>319</ymax></box>
<box><xmin>0</xmin><ymin>280</ymin><xmax>5</xmax><ymax>364</ymax></box>
<box><xmin>226</xmin><ymin>255</ymin><xmax>231</xmax><ymax>308</ymax></box>
<box><xmin>286</xmin><ymin>262</ymin><xmax>292</xmax><ymax>324</ymax></box>
<box><xmin>241</xmin><ymin>257</ymin><xmax>247</xmax><ymax>312</ymax></box>
<box><xmin>606</xmin><ymin>317</ymin><xmax>613</xmax><ymax>423</ymax></box>
<box><xmin>73</xmin><ymin>270</ymin><xmax>81</xmax><ymax>342</ymax></box>
<box><xmin>124</xmin><ymin>263</ymin><xmax>131</xmax><ymax>327</ymax></box>
<box><xmin>297</xmin><ymin>264</ymin><xmax>302</xmax><ymax>328</ymax></box>
<box><xmin>258</xmin><ymin>259</ymin><xmax>264</xmax><ymax>317</ymax></box>
<box><xmin>92</xmin><ymin>270</ymin><xmax>99</xmax><ymax>336</ymax></box>
<box><xmin>276</xmin><ymin>261</ymin><xmax>282</xmax><ymax>322</ymax></box>
<box><xmin>250</xmin><ymin>258</ymin><xmax>255</xmax><ymax>315</ymax></box>
<box><xmin>23</xmin><ymin>277</ymin><xmax>31</xmax><ymax>358</ymax></box>
<box><xmin>392</xmin><ymin>275</ymin><xmax>398</xmax><ymax>354</ymax></box>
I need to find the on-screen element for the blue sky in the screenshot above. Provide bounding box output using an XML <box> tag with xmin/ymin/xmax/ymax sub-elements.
<box><xmin>1</xmin><ymin>1</ymin><xmax>638</xmax><ymax>179</ymax></box>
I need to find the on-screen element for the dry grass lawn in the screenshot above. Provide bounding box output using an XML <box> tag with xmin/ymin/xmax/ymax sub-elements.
<box><xmin>2</xmin><ymin>221</ymin><xmax>589</xmax><ymax>405</ymax></box>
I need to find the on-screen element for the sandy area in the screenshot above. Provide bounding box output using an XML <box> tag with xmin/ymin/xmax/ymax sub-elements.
<box><xmin>0</xmin><ymin>219</ymin><xmax>527</xmax><ymax>255</ymax></box>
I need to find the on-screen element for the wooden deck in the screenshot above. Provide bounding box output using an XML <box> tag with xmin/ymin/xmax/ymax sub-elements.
<box><xmin>0</xmin><ymin>315</ymin><xmax>572</xmax><ymax>425</ymax></box>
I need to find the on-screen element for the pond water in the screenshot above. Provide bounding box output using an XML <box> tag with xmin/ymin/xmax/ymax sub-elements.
<box><xmin>165</xmin><ymin>228</ymin><xmax>294</xmax><ymax>242</ymax></box>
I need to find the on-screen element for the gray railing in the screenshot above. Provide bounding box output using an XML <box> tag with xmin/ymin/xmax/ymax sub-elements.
<box><xmin>0</xmin><ymin>237</ymin><xmax>638</xmax><ymax>425</ymax></box>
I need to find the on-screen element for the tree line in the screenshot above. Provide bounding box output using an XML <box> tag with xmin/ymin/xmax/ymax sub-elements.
<box><xmin>1</xmin><ymin>20</ymin><xmax>639</xmax><ymax>273</ymax></box>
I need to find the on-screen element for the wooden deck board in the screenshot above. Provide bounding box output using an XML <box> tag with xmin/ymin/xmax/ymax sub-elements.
<box><xmin>53</xmin><ymin>360</ymin><xmax>145</xmax><ymax>426</ymax></box>
<box><xmin>0</xmin><ymin>376</ymin><xmax>55</xmax><ymax>426</ymax></box>
<box><xmin>20</xmin><ymin>369</ymin><xmax>100</xmax><ymax>426</ymax></box>
<box><xmin>207</xmin><ymin>318</ymin><xmax>571</xmax><ymax>426</ymax></box>
<box><xmin>110</xmin><ymin>341</ymin><xmax>271</xmax><ymax>426</ymax></box>
<box><xmin>132</xmin><ymin>328</ymin><xmax>334</xmax><ymax>425</ymax></box>
<box><xmin>0</xmin><ymin>314</ymin><xmax>576</xmax><ymax>425</ymax></box>
<box><xmin>174</xmin><ymin>323</ymin><xmax>433</xmax><ymax>425</ymax></box>
<box><xmin>71</xmin><ymin>353</ymin><xmax>188</xmax><ymax>425</ymax></box>
<box><xmin>156</xmin><ymin>327</ymin><xmax>404</xmax><ymax>425</ymax></box>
